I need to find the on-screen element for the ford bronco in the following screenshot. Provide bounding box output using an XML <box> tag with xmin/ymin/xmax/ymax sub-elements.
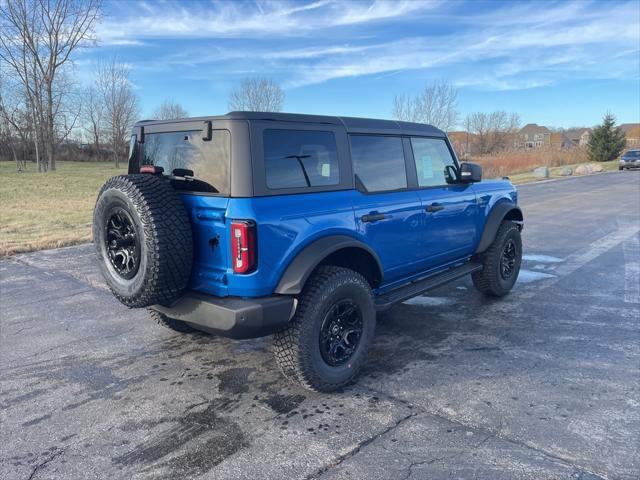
<box><xmin>93</xmin><ymin>112</ymin><xmax>523</xmax><ymax>392</ymax></box>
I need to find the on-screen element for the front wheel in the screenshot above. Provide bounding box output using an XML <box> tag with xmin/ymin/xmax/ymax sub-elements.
<box><xmin>273</xmin><ymin>266</ymin><xmax>376</xmax><ymax>392</ymax></box>
<box><xmin>472</xmin><ymin>221</ymin><xmax>522</xmax><ymax>297</ymax></box>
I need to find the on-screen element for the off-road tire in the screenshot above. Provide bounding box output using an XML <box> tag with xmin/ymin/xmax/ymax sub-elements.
<box><xmin>148</xmin><ymin>309</ymin><xmax>197</xmax><ymax>333</ymax></box>
<box><xmin>93</xmin><ymin>174</ymin><xmax>193</xmax><ymax>308</ymax></box>
<box><xmin>273</xmin><ymin>266</ymin><xmax>376</xmax><ymax>392</ymax></box>
<box><xmin>472</xmin><ymin>220</ymin><xmax>522</xmax><ymax>297</ymax></box>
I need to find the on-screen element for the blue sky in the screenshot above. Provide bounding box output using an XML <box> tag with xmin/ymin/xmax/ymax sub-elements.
<box><xmin>79</xmin><ymin>0</ymin><xmax>640</xmax><ymax>128</ymax></box>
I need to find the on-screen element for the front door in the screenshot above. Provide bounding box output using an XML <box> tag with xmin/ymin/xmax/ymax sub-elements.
<box><xmin>408</xmin><ymin>137</ymin><xmax>479</xmax><ymax>268</ymax></box>
<box><xmin>350</xmin><ymin>135</ymin><xmax>426</xmax><ymax>283</ymax></box>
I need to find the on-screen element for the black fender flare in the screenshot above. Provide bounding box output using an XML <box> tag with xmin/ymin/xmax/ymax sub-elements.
<box><xmin>275</xmin><ymin>235</ymin><xmax>383</xmax><ymax>295</ymax></box>
<box><xmin>475</xmin><ymin>202</ymin><xmax>524</xmax><ymax>254</ymax></box>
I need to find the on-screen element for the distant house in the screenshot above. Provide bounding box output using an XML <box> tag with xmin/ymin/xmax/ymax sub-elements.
<box><xmin>619</xmin><ymin>123</ymin><xmax>640</xmax><ymax>146</ymax></box>
<box><xmin>447</xmin><ymin>131</ymin><xmax>477</xmax><ymax>158</ymax></box>
<box><xmin>564</xmin><ymin>128</ymin><xmax>591</xmax><ymax>147</ymax></box>
<box><xmin>550</xmin><ymin>132</ymin><xmax>574</xmax><ymax>150</ymax></box>
<box><xmin>516</xmin><ymin>124</ymin><xmax>551</xmax><ymax>149</ymax></box>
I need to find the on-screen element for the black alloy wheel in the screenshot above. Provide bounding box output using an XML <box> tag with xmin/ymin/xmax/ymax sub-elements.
<box><xmin>319</xmin><ymin>299</ymin><xmax>363</xmax><ymax>367</ymax></box>
<box><xmin>500</xmin><ymin>239</ymin><xmax>517</xmax><ymax>280</ymax></box>
<box><xmin>105</xmin><ymin>207</ymin><xmax>140</xmax><ymax>280</ymax></box>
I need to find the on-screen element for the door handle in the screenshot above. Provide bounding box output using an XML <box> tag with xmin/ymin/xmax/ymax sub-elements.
<box><xmin>425</xmin><ymin>203</ymin><xmax>444</xmax><ymax>213</ymax></box>
<box><xmin>361</xmin><ymin>213</ymin><xmax>389</xmax><ymax>223</ymax></box>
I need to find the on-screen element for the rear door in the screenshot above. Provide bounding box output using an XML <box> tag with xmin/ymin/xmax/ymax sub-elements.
<box><xmin>408</xmin><ymin>136</ymin><xmax>479</xmax><ymax>268</ymax></box>
<box><xmin>138</xmin><ymin>124</ymin><xmax>232</xmax><ymax>296</ymax></box>
<box><xmin>350</xmin><ymin>135</ymin><xmax>426</xmax><ymax>284</ymax></box>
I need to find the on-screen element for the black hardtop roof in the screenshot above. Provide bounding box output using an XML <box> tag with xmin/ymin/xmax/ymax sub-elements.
<box><xmin>135</xmin><ymin>111</ymin><xmax>446</xmax><ymax>137</ymax></box>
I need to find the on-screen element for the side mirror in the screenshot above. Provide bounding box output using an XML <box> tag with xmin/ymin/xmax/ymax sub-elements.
<box><xmin>459</xmin><ymin>162</ymin><xmax>482</xmax><ymax>183</ymax></box>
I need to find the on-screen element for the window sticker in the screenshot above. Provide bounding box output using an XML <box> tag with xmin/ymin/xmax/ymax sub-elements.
<box><xmin>321</xmin><ymin>163</ymin><xmax>331</xmax><ymax>177</ymax></box>
<box><xmin>421</xmin><ymin>155</ymin><xmax>434</xmax><ymax>179</ymax></box>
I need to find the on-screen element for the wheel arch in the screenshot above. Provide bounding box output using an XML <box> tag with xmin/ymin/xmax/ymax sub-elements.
<box><xmin>475</xmin><ymin>201</ymin><xmax>524</xmax><ymax>254</ymax></box>
<box><xmin>274</xmin><ymin>235</ymin><xmax>383</xmax><ymax>295</ymax></box>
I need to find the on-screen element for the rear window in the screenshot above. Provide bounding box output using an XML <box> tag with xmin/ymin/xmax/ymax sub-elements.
<box><xmin>350</xmin><ymin>135</ymin><xmax>407</xmax><ymax>192</ymax></box>
<box><xmin>263</xmin><ymin>129</ymin><xmax>339</xmax><ymax>190</ymax></box>
<box><xmin>141</xmin><ymin>130</ymin><xmax>230</xmax><ymax>194</ymax></box>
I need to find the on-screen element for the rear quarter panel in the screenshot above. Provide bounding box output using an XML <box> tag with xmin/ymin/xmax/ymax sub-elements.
<box><xmin>225</xmin><ymin>191</ymin><xmax>360</xmax><ymax>297</ymax></box>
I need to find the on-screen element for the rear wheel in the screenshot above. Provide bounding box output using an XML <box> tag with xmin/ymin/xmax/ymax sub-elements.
<box><xmin>472</xmin><ymin>221</ymin><xmax>522</xmax><ymax>297</ymax></box>
<box><xmin>273</xmin><ymin>266</ymin><xmax>376</xmax><ymax>392</ymax></box>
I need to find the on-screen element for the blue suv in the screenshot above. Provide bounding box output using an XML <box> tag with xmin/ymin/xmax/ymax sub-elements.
<box><xmin>93</xmin><ymin>112</ymin><xmax>523</xmax><ymax>392</ymax></box>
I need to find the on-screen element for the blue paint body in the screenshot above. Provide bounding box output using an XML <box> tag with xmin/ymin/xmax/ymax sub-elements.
<box><xmin>181</xmin><ymin>178</ymin><xmax>517</xmax><ymax>299</ymax></box>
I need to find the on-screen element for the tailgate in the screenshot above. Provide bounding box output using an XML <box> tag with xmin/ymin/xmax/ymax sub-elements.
<box><xmin>180</xmin><ymin>194</ymin><xmax>230</xmax><ymax>297</ymax></box>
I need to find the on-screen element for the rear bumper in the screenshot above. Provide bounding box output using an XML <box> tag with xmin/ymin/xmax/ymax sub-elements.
<box><xmin>151</xmin><ymin>292</ymin><xmax>296</xmax><ymax>339</ymax></box>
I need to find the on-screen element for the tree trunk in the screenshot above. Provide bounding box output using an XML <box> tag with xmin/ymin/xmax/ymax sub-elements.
<box><xmin>114</xmin><ymin>140</ymin><xmax>119</xmax><ymax>168</ymax></box>
<box><xmin>46</xmin><ymin>82</ymin><xmax>56</xmax><ymax>171</ymax></box>
<box><xmin>34</xmin><ymin>124</ymin><xmax>41</xmax><ymax>172</ymax></box>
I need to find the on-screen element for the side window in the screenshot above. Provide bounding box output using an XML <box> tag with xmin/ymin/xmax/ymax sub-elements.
<box><xmin>141</xmin><ymin>130</ymin><xmax>230</xmax><ymax>194</ymax></box>
<box><xmin>410</xmin><ymin>137</ymin><xmax>457</xmax><ymax>187</ymax></box>
<box><xmin>350</xmin><ymin>135</ymin><xmax>407</xmax><ymax>192</ymax></box>
<box><xmin>263</xmin><ymin>129</ymin><xmax>339</xmax><ymax>189</ymax></box>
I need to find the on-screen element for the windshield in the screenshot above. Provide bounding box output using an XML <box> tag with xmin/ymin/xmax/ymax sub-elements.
<box><xmin>623</xmin><ymin>150</ymin><xmax>640</xmax><ymax>158</ymax></box>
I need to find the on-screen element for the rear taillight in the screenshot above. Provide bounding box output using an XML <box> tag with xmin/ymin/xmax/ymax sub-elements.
<box><xmin>231</xmin><ymin>221</ymin><xmax>256</xmax><ymax>274</ymax></box>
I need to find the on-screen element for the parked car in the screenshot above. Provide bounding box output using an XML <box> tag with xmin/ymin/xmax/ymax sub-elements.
<box><xmin>93</xmin><ymin>112</ymin><xmax>524</xmax><ymax>392</ymax></box>
<box><xmin>619</xmin><ymin>149</ymin><xmax>640</xmax><ymax>170</ymax></box>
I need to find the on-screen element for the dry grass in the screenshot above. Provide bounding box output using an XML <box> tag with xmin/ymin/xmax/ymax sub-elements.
<box><xmin>471</xmin><ymin>148</ymin><xmax>589</xmax><ymax>178</ymax></box>
<box><xmin>508</xmin><ymin>159</ymin><xmax>619</xmax><ymax>184</ymax></box>
<box><xmin>0</xmin><ymin>161</ymin><xmax>126</xmax><ymax>257</ymax></box>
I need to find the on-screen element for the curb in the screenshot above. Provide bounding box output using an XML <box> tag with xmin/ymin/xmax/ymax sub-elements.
<box><xmin>514</xmin><ymin>170</ymin><xmax>625</xmax><ymax>187</ymax></box>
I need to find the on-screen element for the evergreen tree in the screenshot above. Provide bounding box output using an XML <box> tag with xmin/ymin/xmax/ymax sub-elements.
<box><xmin>588</xmin><ymin>113</ymin><xmax>627</xmax><ymax>162</ymax></box>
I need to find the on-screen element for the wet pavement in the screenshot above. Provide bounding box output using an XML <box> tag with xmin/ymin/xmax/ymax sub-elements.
<box><xmin>1</xmin><ymin>171</ymin><xmax>639</xmax><ymax>479</ymax></box>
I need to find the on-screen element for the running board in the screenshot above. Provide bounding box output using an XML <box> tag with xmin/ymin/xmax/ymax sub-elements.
<box><xmin>374</xmin><ymin>261</ymin><xmax>482</xmax><ymax>311</ymax></box>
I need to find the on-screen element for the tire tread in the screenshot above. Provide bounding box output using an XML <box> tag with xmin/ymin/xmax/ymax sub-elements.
<box><xmin>472</xmin><ymin>220</ymin><xmax>521</xmax><ymax>297</ymax></box>
<box><xmin>273</xmin><ymin>266</ymin><xmax>374</xmax><ymax>392</ymax></box>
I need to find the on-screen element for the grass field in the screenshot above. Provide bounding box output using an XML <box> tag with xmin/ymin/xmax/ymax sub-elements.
<box><xmin>0</xmin><ymin>161</ymin><xmax>126</xmax><ymax>257</ymax></box>
<box><xmin>0</xmin><ymin>158</ymin><xmax>622</xmax><ymax>257</ymax></box>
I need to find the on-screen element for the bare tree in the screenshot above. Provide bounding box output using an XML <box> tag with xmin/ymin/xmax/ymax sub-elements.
<box><xmin>82</xmin><ymin>85</ymin><xmax>104</xmax><ymax>154</ymax></box>
<box><xmin>464</xmin><ymin>111</ymin><xmax>520</xmax><ymax>155</ymax></box>
<box><xmin>97</xmin><ymin>58</ymin><xmax>139</xmax><ymax>168</ymax></box>
<box><xmin>0</xmin><ymin>0</ymin><xmax>102</xmax><ymax>171</ymax></box>
<box><xmin>153</xmin><ymin>99</ymin><xmax>189</xmax><ymax>120</ymax></box>
<box><xmin>0</xmin><ymin>75</ymin><xmax>35</xmax><ymax>170</ymax></box>
<box><xmin>392</xmin><ymin>81</ymin><xmax>458</xmax><ymax>132</ymax></box>
<box><xmin>228</xmin><ymin>77</ymin><xmax>284</xmax><ymax>112</ymax></box>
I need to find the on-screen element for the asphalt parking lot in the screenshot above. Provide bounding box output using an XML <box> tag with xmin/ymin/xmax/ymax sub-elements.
<box><xmin>1</xmin><ymin>171</ymin><xmax>639</xmax><ymax>480</ymax></box>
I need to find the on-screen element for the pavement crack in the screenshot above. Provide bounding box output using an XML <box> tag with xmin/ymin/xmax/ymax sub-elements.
<box><xmin>305</xmin><ymin>410</ymin><xmax>419</xmax><ymax>480</ymax></box>
<box><xmin>398</xmin><ymin>433</ymin><xmax>493</xmax><ymax>480</ymax></box>
<box><xmin>8</xmin><ymin>325</ymin><xmax>36</xmax><ymax>336</ymax></box>
<box><xmin>26</xmin><ymin>447</ymin><xmax>66</xmax><ymax>480</ymax></box>
<box><xmin>426</xmin><ymin>407</ymin><xmax>609</xmax><ymax>480</ymax></box>
<box><xmin>358</xmin><ymin>386</ymin><xmax>610</xmax><ymax>480</ymax></box>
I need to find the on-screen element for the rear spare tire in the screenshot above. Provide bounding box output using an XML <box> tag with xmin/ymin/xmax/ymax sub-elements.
<box><xmin>93</xmin><ymin>174</ymin><xmax>193</xmax><ymax>308</ymax></box>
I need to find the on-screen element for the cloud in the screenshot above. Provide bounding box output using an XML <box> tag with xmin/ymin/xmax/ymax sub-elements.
<box><xmin>96</xmin><ymin>0</ymin><xmax>434</xmax><ymax>44</ymax></box>
<box><xmin>278</xmin><ymin>0</ymin><xmax>640</xmax><ymax>89</ymax></box>
<box><xmin>94</xmin><ymin>0</ymin><xmax>640</xmax><ymax>91</ymax></box>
